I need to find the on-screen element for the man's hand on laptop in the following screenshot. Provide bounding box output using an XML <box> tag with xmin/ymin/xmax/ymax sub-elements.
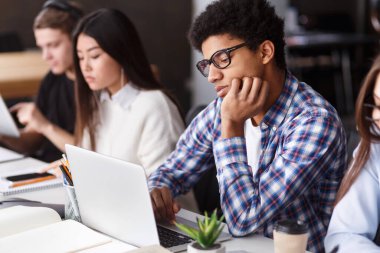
<box><xmin>150</xmin><ymin>187</ymin><xmax>180</xmax><ymax>223</ymax></box>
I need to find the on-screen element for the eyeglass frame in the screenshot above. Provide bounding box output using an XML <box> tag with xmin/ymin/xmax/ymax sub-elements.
<box><xmin>196</xmin><ymin>42</ymin><xmax>247</xmax><ymax>77</ymax></box>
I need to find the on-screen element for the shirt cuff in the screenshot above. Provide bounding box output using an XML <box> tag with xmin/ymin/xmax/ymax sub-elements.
<box><xmin>148</xmin><ymin>177</ymin><xmax>170</xmax><ymax>192</ymax></box>
<box><xmin>214</xmin><ymin>137</ymin><xmax>248</xmax><ymax>168</ymax></box>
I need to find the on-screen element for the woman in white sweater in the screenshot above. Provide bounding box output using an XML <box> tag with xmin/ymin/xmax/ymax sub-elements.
<box><xmin>72</xmin><ymin>9</ymin><xmax>184</xmax><ymax>177</ymax></box>
<box><xmin>325</xmin><ymin>55</ymin><xmax>380</xmax><ymax>252</ymax></box>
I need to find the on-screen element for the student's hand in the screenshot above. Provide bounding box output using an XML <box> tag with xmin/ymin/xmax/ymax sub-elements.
<box><xmin>38</xmin><ymin>160</ymin><xmax>63</xmax><ymax>177</ymax></box>
<box><xmin>10</xmin><ymin>102</ymin><xmax>50</xmax><ymax>133</ymax></box>
<box><xmin>150</xmin><ymin>187</ymin><xmax>181</xmax><ymax>223</ymax></box>
<box><xmin>221</xmin><ymin>77</ymin><xmax>269</xmax><ymax>137</ymax></box>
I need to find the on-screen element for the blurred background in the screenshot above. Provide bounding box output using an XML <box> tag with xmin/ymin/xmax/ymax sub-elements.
<box><xmin>1</xmin><ymin>0</ymin><xmax>380</xmax><ymax>134</ymax></box>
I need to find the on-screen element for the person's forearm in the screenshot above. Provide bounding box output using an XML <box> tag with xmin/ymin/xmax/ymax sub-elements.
<box><xmin>0</xmin><ymin>130</ymin><xmax>43</xmax><ymax>154</ymax></box>
<box><xmin>40</xmin><ymin>122</ymin><xmax>75</xmax><ymax>152</ymax></box>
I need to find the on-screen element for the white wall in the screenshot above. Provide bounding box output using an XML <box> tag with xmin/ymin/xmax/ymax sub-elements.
<box><xmin>187</xmin><ymin>0</ymin><xmax>288</xmax><ymax>108</ymax></box>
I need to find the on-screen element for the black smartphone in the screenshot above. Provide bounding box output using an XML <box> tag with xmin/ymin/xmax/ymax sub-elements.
<box><xmin>6</xmin><ymin>172</ymin><xmax>54</xmax><ymax>182</ymax></box>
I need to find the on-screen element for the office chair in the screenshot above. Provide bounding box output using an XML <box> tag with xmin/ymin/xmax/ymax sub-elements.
<box><xmin>186</xmin><ymin>105</ymin><xmax>222</xmax><ymax>216</ymax></box>
<box><xmin>0</xmin><ymin>32</ymin><xmax>24</xmax><ymax>52</ymax></box>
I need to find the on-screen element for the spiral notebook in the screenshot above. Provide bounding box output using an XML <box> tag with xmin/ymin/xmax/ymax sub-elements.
<box><xmin>0</xmin><ymin>167</ymin><xmax>62</xmax><ymax>196</ymax></box>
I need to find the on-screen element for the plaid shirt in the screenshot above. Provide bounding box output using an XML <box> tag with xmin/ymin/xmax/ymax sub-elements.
<box><xmin>148</xmin><ymin>72</ymin><xmax>347</xmax><ymax>253</ymax></box>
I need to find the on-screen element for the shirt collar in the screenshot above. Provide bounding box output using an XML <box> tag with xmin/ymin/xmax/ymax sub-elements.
<box><xmin>261</xmin><ymin>71</ymin><xmax>298</xmax><ymax>128</ymax></box>
<box><xmin>99</xmin><ymin>82</ymin><xmax>140</xmax><ymax>109</ymax></box>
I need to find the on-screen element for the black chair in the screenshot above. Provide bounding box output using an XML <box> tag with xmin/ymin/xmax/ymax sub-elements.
<box><xmin>0</xmin><ymin>32</ymin><xmax>24</xmax><ymax>52</ymax></box>
<box><xmin>186</xmin><ymin>105</ymin><xmax>222</xmax><ymax>216</ymax></box>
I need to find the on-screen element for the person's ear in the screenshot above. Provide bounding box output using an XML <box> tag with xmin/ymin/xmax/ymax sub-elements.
<box><xmin>259</xmin><ymin>40</ymin><xmax>275</xmax><ymax>65</ymax></box>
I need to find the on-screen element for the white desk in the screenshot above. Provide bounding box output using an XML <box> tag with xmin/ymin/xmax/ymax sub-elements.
<box><xmin>0</xmin><ymin>149</ymin><xmax>310</xmax><ymax>253</ymax></box>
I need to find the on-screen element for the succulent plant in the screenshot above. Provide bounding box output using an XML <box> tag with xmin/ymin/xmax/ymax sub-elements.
<box><xmin>175</xmin><ymin>210</ymin><xmax>225</xmax><ymax>249</ymax></box>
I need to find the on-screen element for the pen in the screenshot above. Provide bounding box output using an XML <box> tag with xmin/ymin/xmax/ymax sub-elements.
<box><xmin>11</xmin><ymin>174</ymin><xmax>56</xmax><ymax>188</ymax></box>
<box><xmin>62</xmin><ymin>163</ymin><xmax>73</xmax><ymax>183</ymax></box>
<box><xmin>62</xmin><ymin>154</ymin><xmax>70</xmax><ymax>168</ymax></box>
<box><xmin>58</xmin><ymin>165</ymin><xmax>73</xmax><ymax>186</ymax></box>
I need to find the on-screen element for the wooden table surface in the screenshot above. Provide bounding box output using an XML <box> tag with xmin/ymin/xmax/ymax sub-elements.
<box><xmin>0</xmin><ymin>51</ymin><xmax>48</xmax><ymax>99</ymax></box>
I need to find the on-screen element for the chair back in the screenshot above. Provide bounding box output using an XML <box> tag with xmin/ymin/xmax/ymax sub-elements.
<box><xmin>0</xmin><ymin>32</ymin><xmax>24</xmax><ymax>52</ymax></box>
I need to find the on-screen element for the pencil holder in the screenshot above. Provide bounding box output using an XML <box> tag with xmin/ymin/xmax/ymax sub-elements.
<box><xmin>63</xmin><ymin>182</ymin><xmax>82</xmax><ymax>222</ymax></box>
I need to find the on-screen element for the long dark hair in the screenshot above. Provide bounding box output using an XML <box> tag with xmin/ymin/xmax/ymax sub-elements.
<box><xmin>72</xmin><ymin>8</ymin><xmax>181</xmax><ymax>150</ymax></box>
<box><xmin>335</xmin><ymin>55</ymin><xmax>380</xmax><ymax>203</ymax></box>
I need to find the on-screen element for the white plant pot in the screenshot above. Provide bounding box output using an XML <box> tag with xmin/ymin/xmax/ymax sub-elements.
<box><xmin>187</xmin><ymin>242</ymin><xmax>226</xmax><ymax>253</ymax></box>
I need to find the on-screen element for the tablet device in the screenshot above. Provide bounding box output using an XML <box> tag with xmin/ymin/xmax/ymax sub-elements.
<box><xmin>0</xmin><ymin>95</ymin><xmax>20</xmax><ymax>137</ymax></box>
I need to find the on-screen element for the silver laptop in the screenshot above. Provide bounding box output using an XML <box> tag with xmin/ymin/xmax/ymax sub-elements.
<box><xmin>65</xmin><ymin>144</ymin><xmax>231</xmax><ymax>252</ymax></box>
<box><xmin>0</xmin><ymin>95</ymin><xmax>20</xmax><ymax>137</ymax></box>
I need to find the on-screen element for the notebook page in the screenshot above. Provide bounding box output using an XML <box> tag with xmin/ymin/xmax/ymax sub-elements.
<box><xmin>0</xmin><ymin>206</ymin><xmax>61</xmax><ymax>238</ymax></box>
<box><xmin>0</xmin><ymin>220</ymin><xmax>112</xmax><ymax>253</ymax></box>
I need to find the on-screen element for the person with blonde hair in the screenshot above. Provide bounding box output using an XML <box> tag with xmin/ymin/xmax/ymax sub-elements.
<box><xmin>0</xmin><ymin>0</ymin><xmax>83</xmax><ymax>162</ymax></box>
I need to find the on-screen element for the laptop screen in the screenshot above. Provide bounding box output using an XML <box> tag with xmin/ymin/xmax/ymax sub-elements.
<box><xmin>65</xmin><ymin>144</ymin><xmax>159</xmax><ymax>247</ymax></box>
<box><xmin>0</xmin><ymin>95</ymin><xmax>20</xmax><ymax>137</ymax></box>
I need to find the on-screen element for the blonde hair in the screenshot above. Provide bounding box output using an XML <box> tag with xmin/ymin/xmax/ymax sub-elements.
<box><xmin>33</xmin><ymin>1</ymin><xmax>83</xmax><ymax>35</ymax></box>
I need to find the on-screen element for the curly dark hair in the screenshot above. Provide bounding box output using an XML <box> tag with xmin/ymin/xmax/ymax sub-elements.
<box><xmin>189</xmin><ymin>0</ymin><xmax>286</xmax><ymax>69</ymax></box>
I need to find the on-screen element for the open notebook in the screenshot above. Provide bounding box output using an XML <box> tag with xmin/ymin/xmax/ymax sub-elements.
<box><xmin>0</xmin><ymin>206</ymin><xmax>169</xmax><ymax>253</ymax></box>
<box><xmin>0</xmin><ymin>206</ymin><xmax>113</xmax><ymax>252</ymax></box>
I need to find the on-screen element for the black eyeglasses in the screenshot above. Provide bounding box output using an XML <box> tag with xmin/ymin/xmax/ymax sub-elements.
<box><xmin>196</xmin><ymin>42</ymin><xmax>247</xmax><ymax>77</ymax></box>
<box><xmin>364</xmin><ymin>103</ymin><xmax>380</xmax><ymax>122</ymax></box>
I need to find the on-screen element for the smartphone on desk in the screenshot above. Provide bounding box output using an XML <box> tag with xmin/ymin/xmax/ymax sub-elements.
<box><xmin>6</xmin><ymin>172</ymin><xmax>56</xmax><ymax>188</ymax></box>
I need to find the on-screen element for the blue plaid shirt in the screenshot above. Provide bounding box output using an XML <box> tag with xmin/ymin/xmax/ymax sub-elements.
<box><xmin>148</xmin><ymin>72</ymin><xmax>347</xmax><ymax>253</ymax></box>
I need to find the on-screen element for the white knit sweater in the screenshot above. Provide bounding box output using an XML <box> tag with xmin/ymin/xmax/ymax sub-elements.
<box><xmin>81</xmin><ymin>83</ymin><xmax>184</xmax><ymax>176</ymax></box>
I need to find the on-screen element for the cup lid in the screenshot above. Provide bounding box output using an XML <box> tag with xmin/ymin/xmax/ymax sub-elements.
<box><xmin>274</xmin><ymin>219</ymin><xmax>308</xmax><ymax>235</ymax></box>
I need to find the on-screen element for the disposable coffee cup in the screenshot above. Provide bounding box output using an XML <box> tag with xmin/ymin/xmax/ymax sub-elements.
<box><xmin>273</xmin><ymin>220</ymin><xmax>308</xmax><ymax>253</ymax></box>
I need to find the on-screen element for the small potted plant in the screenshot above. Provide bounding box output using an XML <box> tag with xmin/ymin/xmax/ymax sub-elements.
<box><xmin>175</xmin><ymin>210</ymin><xmax>226</xmax><ymax>253</ymax></box>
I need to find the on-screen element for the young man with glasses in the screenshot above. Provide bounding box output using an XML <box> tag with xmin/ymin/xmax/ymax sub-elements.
<box><xmin>148</xmin><ymin>0</ymin><xmax>347</xmax><ymax>252</ymax></box>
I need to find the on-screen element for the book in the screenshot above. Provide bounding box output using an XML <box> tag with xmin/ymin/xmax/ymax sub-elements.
<box><xmin>0</xmin><ymin>166</ymin><xmax>62</xmax><ymax>196</ymax></box>
<box><xmin>0</xmin><ymin>206</ymin><xmax>114</xmax><ymax>252</ymax></box>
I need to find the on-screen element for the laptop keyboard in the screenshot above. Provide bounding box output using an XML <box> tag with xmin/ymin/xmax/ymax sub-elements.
<box><xmin>157</xmin><ymin>226</ymin><xmax>193</xmax><ymax>248</ymax></box>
